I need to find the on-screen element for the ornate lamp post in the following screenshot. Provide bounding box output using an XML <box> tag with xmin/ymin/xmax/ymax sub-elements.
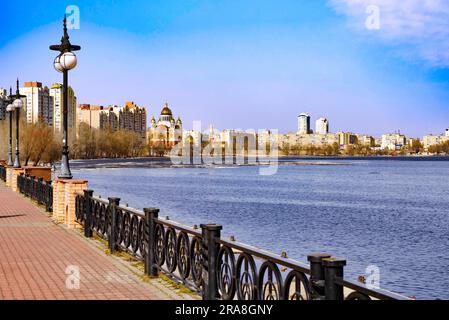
<box><xmin>8</xmin><ymin>79</ymin><xmax>25</xmax><ymax>168</ymax></box>
<box><xmin>50</xmin><ymin>15</ymin><xmax>80</xmax><ymax>179</ymax></box>
<box><xmin>6</xmin><ymin>101</ymin><xmax>14</xmax><ymax>167</ymax></box>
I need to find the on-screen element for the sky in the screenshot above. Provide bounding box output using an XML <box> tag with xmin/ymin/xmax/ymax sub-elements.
<box><xmin>0</xmin><ymin>0</ymin><xmax>448</xmax><ymax>137</ymax></box>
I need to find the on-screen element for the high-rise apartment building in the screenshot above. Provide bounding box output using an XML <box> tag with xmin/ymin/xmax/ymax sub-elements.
<box><xmin>77</xmin><ymin>102</ymin><xmax>147</xmax><ymax>139</ymax></box>
<box><xmin>99</xmin><ymin>105</ymin><xmax>120</xmax><ymax>130</ymax></box>
<box><xmin>50</xmin><ymin>84</ymin><xmax>77</xmax><ymax>132</ymax></box>
<box><xmin>315</xmin><ymin>117</ymin><xmax>329</xmax><ymax>135</ymax></box>
<box><xmin>77</xmin><ymin>104</ymin><xmax>104</xmax><ymax>129</ymax></box>
<box><xmin>118</xmin><ymin>102</ymin><xmax>147</xmax><ymax>139</ymax></box>
<box><xmin>297</xmin><ymin>113</ymin><xmax>311</xmax><ymax>134</ymax></box>
<box><xmin>20</xmin><ymin>82</ymin><xmax>53</xmax><ymax>126</ymax></box>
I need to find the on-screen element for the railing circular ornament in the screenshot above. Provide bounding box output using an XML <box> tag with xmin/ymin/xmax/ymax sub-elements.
<box><xmin>258</xmin><ymin>261</ymin><xmax>283</xmax><ymax>300</ymax></box>
<box><xmin>190</xmin><ymin>236</ymin><xmax>203</xmax><ymax>287</ymax></box>
<box><xmin>235</xmin><ymin>253</ymin><xmax>258</xmax><ymax>300</ymax></box>
<box><xmin>217</xmin><ymin>246</ymin><xmax>236</xmax><ymax>300</ymax></box>
<box><xmin>116</xmin><ymin>209</ymin><xmax>124</xmax><ymax>245</ymax></box>
<box><xmin>154</xmin><ymin>223</ymin><xmax>166</xmax><ymax>267</ymax></box>
<box><xmin>345</xmin><ymin>291</ymin><xmax>372</xmax><ymax>300</ymax></box>
<box><xmin>99</xmin><ymin>204</ymin><xmax>107</xmax><ymax>235</ymax></box>
<box><xmin>284</xmin><ymin>270</ymin><xmax>312</xmax><ymax>300</ymax></box>
<box><xmin>165</xmin><ymin>227</ymin><xmax>178</xmax><ymax>273</ymax></box>
<box><xmin>138</xmin><ymin>218</ymin><xmax>146</xmax><ymax>258</ymax></box>
<box><xmin>123</xmin><ymin>212</ymin><xmax>131</xmax><ymax>249</ymax></box>
<box><xmin>130</xmin><ymin>215</ymin><xmax>139</xmax><ymax>253</ymax></box>
<box><xmin>176</xmin><ymin>232</ymin><xmax>190</xmax><ymax>280</ymax></box>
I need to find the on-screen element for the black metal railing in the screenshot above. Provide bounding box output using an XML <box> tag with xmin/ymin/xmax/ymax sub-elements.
<box><xmin>17</xmin><ymin>174</ymin><xmax>53</xmax><ymax>212</ymax></box>
<box><xmin>0</xmin><ymin>165</ymin><xmax>6</xmax><ymax>182</ymax></box>
<box><xmin>75</xmin><ymin>190</ymin><xmax>410</xmax><ymax>301</ymax></box>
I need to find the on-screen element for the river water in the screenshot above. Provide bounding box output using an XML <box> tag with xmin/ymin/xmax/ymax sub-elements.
<box><xmin>72</xmin><ymin>158</ymin><xmax>449</xmax><ymax>299</ymax></box>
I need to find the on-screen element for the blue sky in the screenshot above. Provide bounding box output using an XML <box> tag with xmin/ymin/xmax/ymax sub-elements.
<box><xmin>1</xmin><ymin>0</ymin><xmax>448</xmax><ymax>137</ymax></box>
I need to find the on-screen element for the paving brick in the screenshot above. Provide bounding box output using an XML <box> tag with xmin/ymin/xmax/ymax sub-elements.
<box><xmin>0</xmin><ymin>182</ymin><xmax>178</xmax><ymax>300</ymax></box>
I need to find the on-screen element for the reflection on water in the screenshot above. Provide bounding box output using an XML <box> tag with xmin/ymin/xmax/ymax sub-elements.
<box><xmin>74</xmin><ymin>159</ymin><xmax>449</xmax><ymax>299</ymax></box>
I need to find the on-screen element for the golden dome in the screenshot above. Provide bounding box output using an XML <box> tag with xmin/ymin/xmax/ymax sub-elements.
<box><xmin>161</xmin><ymin>103</ymin><xmax>172</xmax><ymax>116</ymax></box>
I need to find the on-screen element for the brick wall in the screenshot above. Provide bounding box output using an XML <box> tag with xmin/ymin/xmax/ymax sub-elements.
<box><xmin>53</xmin><ymin>179</ymin><xmax>88</xmax><ymax>228</ymax></box>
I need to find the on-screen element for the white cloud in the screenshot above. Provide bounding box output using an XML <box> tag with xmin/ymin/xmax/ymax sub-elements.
<box><xmin>329</xmin><ymin>0</ymin><xmax>449</xmax><ymax>67</ymax></box>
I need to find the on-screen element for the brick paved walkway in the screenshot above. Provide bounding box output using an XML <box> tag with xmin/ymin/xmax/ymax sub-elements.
<box><xmin>0</xmin><ymin>182</ymin><xmax>190</xmax><ymax>300</ymax></box>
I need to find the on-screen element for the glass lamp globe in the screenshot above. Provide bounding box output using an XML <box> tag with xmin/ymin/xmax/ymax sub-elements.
<box><xmin>13</xmin><ymin>99</ymin><xmax>23</xmax><ymax>109</ymax></box>
<box><xmin>54</xmin><ymin>55</ymin><xmax>64</xmax><ymax>73</ymax></box>
<box><xmin>59</xmin><ymin>52</ymin><xmax>77</xmax><ymax>70</ymax></box>
<box><xmin>6</xmin><ymin>104</ymin><xmax>14</xmax><ymax>112</ymax></box>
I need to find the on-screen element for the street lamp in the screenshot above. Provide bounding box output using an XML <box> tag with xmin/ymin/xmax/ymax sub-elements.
<box><xmin>6</xmin><ymin>102</ymin><xmax>14</xmax><ymax>167</ymax></box>
<box><xmin>8</xmin><ymin>79</ymin><xmax>25</xmax><ymax>168</ymax></box>
<box><xmin>50</xmin><ymin>14</ymin><xmax>80</xmax><ymax>179</ymax></box>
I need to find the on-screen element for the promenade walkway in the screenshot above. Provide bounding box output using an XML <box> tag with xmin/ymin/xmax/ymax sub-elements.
<box><xmin>0</xmin><ymin>182</ymin><xmax>192</xmax><ymax>300</ymax></box>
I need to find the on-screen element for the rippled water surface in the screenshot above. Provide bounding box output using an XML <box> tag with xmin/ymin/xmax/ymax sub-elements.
<box><xmin>73</xmin><ymin>159</ymin><xmax>449</xmax><ymax>299</ymax></box>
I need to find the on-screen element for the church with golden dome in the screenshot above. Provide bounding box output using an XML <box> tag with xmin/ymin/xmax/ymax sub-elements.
<box><xmin>147</xmin><ymin>102</ymin><xmax>183</xmax><ymax>155</ymax></box>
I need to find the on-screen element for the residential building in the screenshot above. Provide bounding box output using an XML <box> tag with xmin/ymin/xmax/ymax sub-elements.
<box><xmin>20</xmin><ymin>82</ymin><xmax>53</xmax><ymax>126</ymax></box>
<box><xmin>77</xmin><ymin>102</ymin><xmax>147</xmax><ymax>139</ymax></box>
<box><xmin>220</xmin><ymin>129</ymin><xmax>257</xmax><ymax>155</ymax></box>
<box><xmin>356</xmin><ymin>134</ymin><xmax>375</xmax><ymax>147</ymax></box>
<box><xmin>297</xmin><ymin>113</ymin><xmax>311</xmax><ymax>134</ymax></box>
<box><xmin>77</xmin><ymin>104</ymin><xmax>104</xmax><ymax>129</ymax></box>
<box><xmin>338</xmin><ymin>132</ymin><xmax>358</xmax><ymax>146</ymax></box>
<box><xmin>381</xmin><ymin>133</ymin><xmax>406</xmax><ymax>150</ymax></box>
<box><xmin>422</xmin><ymin>134</ymin><xmax>449</xmax><ymax>149</ymax></box>
<box><xmin>99</xmin><ymin>105</ymin><xmax>120</xmax><ymax>130</ymax></box>
<box><xmin>278</xmin><ymin>132</ymin><xmax>339</xmax><ymax>148</ymax></box>
<box><xmin>50</xmin><ymin>84</ymin><xmax>77</xmax><ymax>132</ymax></box>
<box><xmin>315</xmin><ymin>117</ymin><xmax>329</xmax><ymax>135</ymax></box>
<box><xmin>118</xmin><ymin>101</ymin><xmax>147</xmax><ymax>139</ymax></box>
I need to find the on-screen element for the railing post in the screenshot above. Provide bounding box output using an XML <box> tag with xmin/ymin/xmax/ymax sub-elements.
<box><xmin>323</xmin><ymin>258</ymin><xmax>347</xmax><ymax>300</ymax></box>
<box><xmin>48</xmin><ymin>181</ymin><xmax>53</xmax><ymax>212</ymax></box>
<box><xmin>143</xmin><ymin>208</ymin><xmax>159</xmax><ymax>277</ymax></box>
<box><xmin>31</xmin><ymin>176</ymin><xmax>36</xmax><ymax>200</ymax></box>
<box><xmin>108</xmin><ymin>197</ymin><xmax>120</xmax><ymax>253</ymax></box>
<box><xmin>38</xmin><ymin>178</ymin><xmax>44</xmax><ymax>204</ymax></box>
<box><xmin>307</xmin><ymin>252</ymin><xmax>331</xmax><ymax>300</ymax></box>
<box><xmin>200</xmin><ymin>223</ymin><xmax>222</xmax><ymax>300</ymax></box>
<box><xmin>23</xmin><ymin>175</ymin><xmax>27</xmax><ymax>195</ymax></box>
<box><xmin>84</xmin><ymin>190</ymin><xmax>94</xmax><ymax>237</ymax></box>
<box><xmin>44</xmin><ymin>181</ymin><xmax>48</xmax><ymax>211</ymax></box>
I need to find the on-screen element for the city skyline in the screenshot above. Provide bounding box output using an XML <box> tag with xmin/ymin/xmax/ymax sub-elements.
<box><xmin>1</xmin><ymin>1</ymin><xmax>449</xmax><ymax>137</ymax></box>
<box><xmin>2</xmin><ymin>79</ymin><xmax>448</xmax><ymax>141</ymax></box>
